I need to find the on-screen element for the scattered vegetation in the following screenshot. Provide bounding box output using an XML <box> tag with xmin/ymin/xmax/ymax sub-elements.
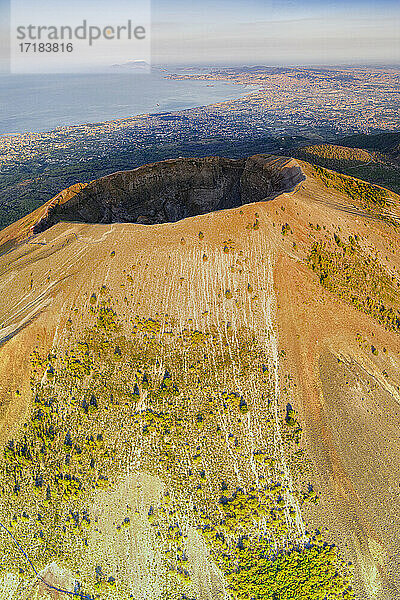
<box><xmin>0</xmin><ymin>290</ymin><xmax>354</xmax><ymax>599</ymax></box>
<box><xmin>313</xmin><ymin>164</ymin><xmax>390</xmax><ymax>211</ymax></box>
<box><xmin>295</xmin><ymin>143</ymin><xmax>400</xmax><ymax>195</ymax></box>
<box><xmin>300</xmin><ymin>144</ymin><xmax>372</xmax><ymax>164</ymax></box>
<box><xmin>223</xmin><ymin>538</ymin><xmax>354</xmax><ymax>600</ymax></box>
<box><xmin>307</xmin><ymin>234</ymin><xmax>400</xmax><ymax>333</ymax></box>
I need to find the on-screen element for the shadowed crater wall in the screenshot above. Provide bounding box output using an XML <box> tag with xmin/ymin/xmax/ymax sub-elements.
<box><xmin>34</xmin><ymin>155</ymin><xmax>305</xmax><ymax>231</ymax></box>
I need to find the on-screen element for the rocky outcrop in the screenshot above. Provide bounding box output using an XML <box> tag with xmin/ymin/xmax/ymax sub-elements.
<box><xmin>33</xmin><ymin>155</ymin><xmax>305</xmax><ymax>232</ymax></box>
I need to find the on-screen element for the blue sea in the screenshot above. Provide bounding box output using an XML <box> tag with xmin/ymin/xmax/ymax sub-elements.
<box><xmin>0</xmin><ymin>70</ymin><xmax>256</xmax><ymax>135</ymax></box>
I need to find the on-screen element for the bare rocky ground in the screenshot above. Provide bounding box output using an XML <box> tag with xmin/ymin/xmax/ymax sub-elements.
<box><xmin>0</xmin><ymin>156</ymin><xmax>399</xmax><ymax>599</ymax></box>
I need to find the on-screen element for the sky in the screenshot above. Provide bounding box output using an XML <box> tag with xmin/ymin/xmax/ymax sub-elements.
<box><xmin>153</xmin><ymin>0</ymin><xmax>400</xmax><ymax>66</ymax></box>
<box><xmin>0</xmin><ymin>0</ymin><xmax>399</xmax><ymax>71</ymax></box>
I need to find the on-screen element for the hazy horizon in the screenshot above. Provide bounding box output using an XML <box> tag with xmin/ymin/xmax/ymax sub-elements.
<box><xmin>0</xmin><ymin>0</ymin><xmax>399</xmax><ymax>73</ymax></box>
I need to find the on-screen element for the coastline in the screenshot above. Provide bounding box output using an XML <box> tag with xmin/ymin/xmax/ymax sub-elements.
<box><xmin>1</xmin><ymin>65</ymin><xmax>398</xmax><ymax>178</ymax></box>
<box><xmin>0</xmin><ymin>76</ymin><xmax>260</xmax><ymax>139</ymax></box>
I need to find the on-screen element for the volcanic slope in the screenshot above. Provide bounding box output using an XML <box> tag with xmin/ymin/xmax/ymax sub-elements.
<box><xmin>0</xmin><ymin>155</ymin><xmax>399</xmax><ymax>600</ymax></box>
<box><xmin>293</xmin><ymin>143</ymin><xmax>400</xmax><ymax>195</ymax></box>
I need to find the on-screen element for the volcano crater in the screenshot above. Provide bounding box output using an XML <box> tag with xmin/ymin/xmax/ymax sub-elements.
<box><xmin>34</xmin><ymin>155</ymin><xmax>305</xmax><ymax>231</ymax></box>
